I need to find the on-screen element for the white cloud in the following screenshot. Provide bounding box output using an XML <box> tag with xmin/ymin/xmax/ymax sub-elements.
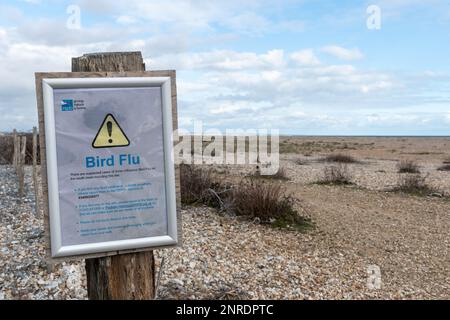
<box><xmin>0</xmin><ymin>27</ymin><xmax>84</xmax><ymax>131</ymax></box>
<box><xmin>221</xmin><ymin>12</ymin><xmax>305</xmax><ymax>36</ymax></box>
<box><xmin>0</xmin><ymin>4</ymin><xmax>23</xmax><ymax>23</ymax></box>
<box><xmin>209</xmin><ymin>100</ymin><xmax>272</xmax><ymax>115</ymax></box>
<box><xmin>14</xmin><ymin>19</ymin><xmax>134</xmax><ymax>46</ymax></box>
<box><xmin>78</xmin><ymin>0</ymin><xmax>304</xmax><ymax>36</ymax></box>
<box><xmin>0</xmin><ymin>1</ymin><xmax>449</xmax><ymax>134</ymax></box>
<box><xmin>224</xmin><ymin>12</ymin><xmax>272</xmax><ymax>36</ymax></box>
<box><xmin>321</xmin><ymin>45</ymin><xmax>363</xmax><ymax>61</ymax></box>
<box><xmin>19</xmin><ymin>0</ymin><xmax>41</xmax><ymax>3</ymax></box>
<box><xmin>148</xmin><ymin>49</ymin><xmax>286</xmax><ymax>71</ymax></box>
<box><xmin>289</xmin><ymin>49</ymin><xmax>320</xmax><ymax>66</ymax></box>
<box><xmin>261</xmin><ymin>71</ymin><xmax>282</xmax><ymax>82</ymax></box>
<box><xmin>149</xmin><ymin>47</ymin><xmax>408</xmax><ymax>133</ymax></box>
<box><xmin>0</xmin><ymin>24</ymin><xmax>447</xmax><ymax>134</ymax></box>
<box><xmin>116</xmin><ymin>15</ymin><xmax>138</xmax><ymax>25</ymax></box>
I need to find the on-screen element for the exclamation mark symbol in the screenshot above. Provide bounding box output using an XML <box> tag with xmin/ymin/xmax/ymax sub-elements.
<box><xmin>107</xmin><ymin>121</ymin><xmax>113</xmax><ymax>144</ymax></box>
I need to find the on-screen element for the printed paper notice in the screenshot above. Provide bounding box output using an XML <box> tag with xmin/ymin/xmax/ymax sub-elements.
<box><xmin>52</xmin><ymin>87</ymin><xmax>168</xmax><ymax>246</ymax></box>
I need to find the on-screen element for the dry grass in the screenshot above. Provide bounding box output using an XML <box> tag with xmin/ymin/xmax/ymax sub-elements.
<box><xmin>438</xmin><ymin>158</ymin><xmax>450</xmax><ymax>171</ymax></box>
<box><xmin>279</xmin><ymin>139</ymin><xmax>374</xmax><ymax>154</ymax></box>
<box><xmin>180</xmin><ymin>164</ymin><xmax>228</xmax><ymax>207</ymax></box>
<box><xmin>294</xmin><ymin>158</ymin><xmax>308</xmax><ymax>165</ymax></box>
<box><xmin>391</xmin><ymin>173</ymin><xmax>436</xmax><ymax>196</ymax></box>
<box><xmin>0</xmin><ymin>135</ymin><xmax>14</xmax><ymax>164</ymax></box>
<box><xmin>437</xmin><ymin>164</ymin><xmax>450</xmax><ymax>171</ymax></box>
<box><xmin>321</xmin><ymin>153</ymin><xmax>360</xmax><ymax>164</ymax></box>
<box><xmin>228</xmin><ymin>180</ymin><xmax>311</xmax><ymax>231</ymax></box>
<box><xmin>0</xmin><ymin>133</ymin><xmax>39</xmax><ymax>165</ymax></box>
<box><xmin>249</xmin><ymin>166</ymin><xmax>289</xmax><ymax>181</ymax></box>
<box><xmin>397</xmin><ymin>160</ymin><xmax>420</xmax><ymax>173</ymax></box>
<box><xmin>316</xmin><ymin>164</ymin><xmax>353</xmax><ymax>186</ymax></box>
<box><xmin>180</xmin><ymin>164</ymin><xmax>311</xmax><ymax>231</ymax></box>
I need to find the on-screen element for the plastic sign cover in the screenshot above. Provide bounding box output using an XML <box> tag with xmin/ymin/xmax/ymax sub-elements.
<box><xmin>52</xmin><ymin>86</ymin><xmax>170</xmax><ymax>252</ymax></box>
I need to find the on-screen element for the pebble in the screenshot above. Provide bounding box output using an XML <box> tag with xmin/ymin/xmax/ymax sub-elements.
<box><xmin>0</xmin><ymin>166</ymin><xmax>86</xmax><ymax>300</ymax></box>
<box><xmin>1</xmin><ymin>163</ymin><xmax>448</xmax><ymax>300</ymax></box>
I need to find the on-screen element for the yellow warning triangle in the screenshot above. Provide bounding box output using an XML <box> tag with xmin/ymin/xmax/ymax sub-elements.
<box><xmin>92</xmin><ymin>114</ymin><xmax>130</xmax><ymax>148</ymax></box>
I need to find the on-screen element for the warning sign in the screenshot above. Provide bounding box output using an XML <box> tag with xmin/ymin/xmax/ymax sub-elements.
<box><xmin>92</xmin><ymin>113</ymin><xmax>130</xmax><ymax>148</ymax></box>
<box><xmin>36</xmin><ymin>74</ymin><xmax>179</xmax><ymax>259</ymax></box>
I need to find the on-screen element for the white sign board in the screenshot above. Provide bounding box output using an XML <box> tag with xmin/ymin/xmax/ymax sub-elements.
<box><xmin>39</xmin><ymin>76</ymin><xmax>178</xmax><ymax>258</ymax></box>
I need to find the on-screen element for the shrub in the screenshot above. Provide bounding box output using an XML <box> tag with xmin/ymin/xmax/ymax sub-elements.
<box><xmin>180</xmin><ymin>165</ymin><xmax>312</xmax><ymax>232</ymax></box>
<box><xmin>322</xmin><ymin>153</ymin><xmax>359</xmax><ymax>163</ymax></box>
<box><xmin>0</xmin><ymin>133</ymin><xmax>39</xmax><ymax>165</ymax></box>
<box><xmin>437</xmin><ymin>164</ymin><xmax>450</xmax><ymax>171</ymax></box>
<box><xmin>316</xmin><ymin>164</ymin><xmax>353</xmax><ymax>185</ymax></box>
<box><xmin>227</xmin><ymin>180</ymin><xmax>311</xmax><ymax>231</ymax></box>
<box><xmin>295</xmin><ymin>158</ymin><xmax>308</xmax><ymax>165</ymax></box>
<box><xmin>392</xmin><ymin>173</ymin><xmax>435</xmax><ymax>196</ymax></box>
<box><xmin>249</xmin><ymin>166</ymin><xmax>289</xmax><ymax>180</ymax></box>
<box><xmin>397</xmin><ymin>160</ymin><xmax>420</xmax><ymax>173</ymax></box>
<box><xmin>180</xmin><ymin>164</ymin><xmax>227</xmax><ymax>207</ymax></box>
<box><xmin>0</xmin><ymin>135</ymin><xmax>13</xmax><ymax>165</ymax></box>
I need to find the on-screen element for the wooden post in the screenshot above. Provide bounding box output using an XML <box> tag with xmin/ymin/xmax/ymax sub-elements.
<box><xmin>18</xmin><ymin>135</ymin><xmax>26</xmax><ymax>198</ymax></box>
<box><xmin>72</xmin><ymin>52</ymin><xmax>155</xmax><ymax>300</ymax></box>
<box><xmin>16</xmin><ymin>135</ymin><xmax>19</xmax><ymax>171</ymax></box>
<box><xmin>33</xmin><ymin>127</ymin><xmax>40</xmax><ymax>216</ymax></box>
<box><xmin>12</xmin><ymin>129</ymin><xmax>17</xmax><ymax>168</ymax></box>
<box><xmin>16</xmin><ymin>134</ymin><xmax>21</xmax><ymax>173</ymax></box>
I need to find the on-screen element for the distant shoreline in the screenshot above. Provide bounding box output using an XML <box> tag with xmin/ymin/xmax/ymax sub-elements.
<box><xmin>281</xmin><ymin>135</ymin><xmax>450</xmax><ymax>138</ymax></box>
<box><xmin>1</xmin><ymin>131</ymin><xmax>449</xmax><ymax>138</ymax></box>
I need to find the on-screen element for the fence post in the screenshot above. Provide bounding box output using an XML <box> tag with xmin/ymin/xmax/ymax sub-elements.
<box><xmin>18</xmin><ymin>135</ymin><xmax>27</xmax><ymax>198</ymax></box>
<box><xmin>33</xmin><ymin>127</ymin><xmax>40</xmax><ymax>216</ymax></box>
<box><xmin>14</xmin><ymin>130</ymin><xmax>20</xmax><ymax>171</ymax></box>
<box><xmin>12</xmin><ymin>129</ymin><xmax>17</xmax><ymax>168</ymax></box>
<box><xmin>72</xmin><ymin>52</ymin><xmax>155</xmax><ymax>300</ymax></box>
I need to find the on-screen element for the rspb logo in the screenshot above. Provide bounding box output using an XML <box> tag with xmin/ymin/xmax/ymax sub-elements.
<box><xmin>61</xmin><ymin>99</ymin><xmax>74</xmax><ymax>111</ymax></box>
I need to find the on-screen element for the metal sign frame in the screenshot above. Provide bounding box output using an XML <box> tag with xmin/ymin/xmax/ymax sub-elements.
<box><xmin>35</xmin><ymin>72</ymin><xmax>181</xmax><ymax>260</ymax></box>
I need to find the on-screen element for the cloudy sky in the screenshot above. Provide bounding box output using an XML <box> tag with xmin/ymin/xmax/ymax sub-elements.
<box><xmin>1</xmin><ymin>0</ymin><xmax>450</xmax><ymax>135</ymax></box>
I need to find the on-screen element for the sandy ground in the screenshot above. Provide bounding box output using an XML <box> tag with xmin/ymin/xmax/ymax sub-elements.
<box><xmin>220</xmin><ymin>136</ymin><xmax>450</xmax><ymax>195</ymax></box>
<box><xmin>157</xmin><ymin>137</ymin><xmax>450</xmax><ymax>299</ymax></box>
<box><xmin>279</xmin><ymin>136</ymin><xmax>450</xmax><ymax>162</ymax></box>
<box><xmin>0</xmin><ymin>137</ymin><xmax>449</xmax><ymax>299</ymax></box>
<box><xmin>285</xmin><ymin>136</ymin><xmax>450</xmax><ymax>194</ymax></box>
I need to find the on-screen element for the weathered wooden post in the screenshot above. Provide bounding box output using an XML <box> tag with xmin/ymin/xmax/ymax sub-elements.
<box><xmin>12</xmin><ymin>129</ymin><xmax>17</xmax><ymax>168</ymax></box>
<box><xmin>16</xmin><ymin>135</ymin><xmax>19</xmax><ymax>172</ymax></box>
<box><xmin>17</xmin><ymin>134</ymin><xmax>22</xmax><ymax>174</ymax></box>
<box><xmin>32</xmin><ymin>127</ymin><xmax>40</xmax><ymax>216</ymax></box>
<box><xmin>72</xmin><ymin>52</ymin><xmax>155</xmax><ymax>300</ymax></box>
<box><xmin>18</xmin><ymin>135</ymin><xmax>27</xmax><ymax>198</ymax></box>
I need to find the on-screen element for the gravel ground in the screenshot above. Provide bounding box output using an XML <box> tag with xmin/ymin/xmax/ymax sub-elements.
<box><xmin>281</xmin><ymin>154</ymin><xmax>450</xmax><ymax>196</ymax></box>
<box><xmin>0</xmin><ymin>166</ymin><xmax>86</xmax><ymax>300</ymax></box>
<box><xmin>216</xmin><ymin>154</ymin><xmax>450</xmax><ymax>196</ymax></box>
<box><xmin>0</xmin><ymin>158</ymin><xmax>449</xmax><ymax>299</ymax></box>
<box><xmin>217</xmin><ymin>136</ymin><xmax>450</xmax><ymax>195</ymax></box>
<box><xmin>155</xmin><ymin>207</ymin><xmax>374</xmax><ymax>300</ymax></box>
<box><xmin>156</xmin><ymin>185</ymin><xmax>449</xmax><ymax>299</ymax></box>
